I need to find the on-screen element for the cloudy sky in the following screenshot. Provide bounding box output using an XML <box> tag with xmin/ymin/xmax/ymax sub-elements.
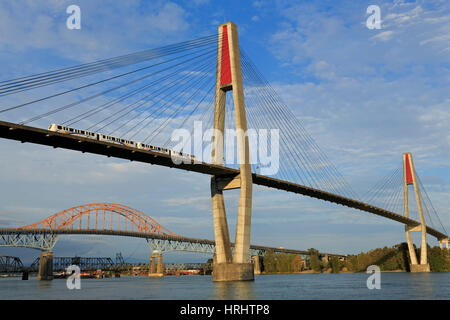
<box><xmin>0</xmin><ymin>0</ymin><xmax>449</xmax><ymax>264</ymax></box>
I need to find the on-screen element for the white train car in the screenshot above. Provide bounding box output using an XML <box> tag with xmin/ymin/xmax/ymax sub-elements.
<box><xmin>98</xmin><ymin>134</ymin><xmax>137</xmax><ymax>148</ymax></box>
<box><xmin>137</xmin><ymin>142</ymin><xmax>170</xmax><ymax>155</ymax></box>
<box><xmin>48</xmin><ymin>123</ymin><xmax>196</xmax><ymax>161</ymax></box>
<box><xmin>48</xmin><ymin>124</ymin><xmax>98</xmax><ymax>140</ymax></box>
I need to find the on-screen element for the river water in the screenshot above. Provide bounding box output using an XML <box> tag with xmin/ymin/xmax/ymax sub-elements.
<box><xmin>0</xmin><ymin>273</ymin><xmax>449</xmax><ymax>300</ymax></box>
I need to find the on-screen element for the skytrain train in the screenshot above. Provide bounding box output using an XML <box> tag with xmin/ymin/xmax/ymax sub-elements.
<box><xmin>48</xmin><ymin>124</ymin><xmax>195</xmax><ymax>161</ymax></box>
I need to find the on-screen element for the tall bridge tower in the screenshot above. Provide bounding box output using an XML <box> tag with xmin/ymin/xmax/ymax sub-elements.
<box><xmin>403</xmin><ymin>152</ymin><xmax>430</xmax><ymax>272</ymax></box>
<box><xmin>211</xmin><ymin>22</ymin><xmax>254</xmax><ymax>281</ymax></box>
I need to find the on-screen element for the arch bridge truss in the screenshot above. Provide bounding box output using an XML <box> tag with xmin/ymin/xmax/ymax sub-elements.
<box><xmin>0</xmin><ymin>203</ymin><xmax>337</xmax><ymax>259</ymax></box>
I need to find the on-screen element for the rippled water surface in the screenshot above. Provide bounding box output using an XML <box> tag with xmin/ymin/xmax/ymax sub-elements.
<box><xmin>1</xmin><ymin>273</ymin><xmax>449</xmax><ymax>300</ymax></box>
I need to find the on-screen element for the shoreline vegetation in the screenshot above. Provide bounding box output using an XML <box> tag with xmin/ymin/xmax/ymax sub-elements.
<box><xmin>258</xmin><ymin>243</ymin><xmax>450</xmax><ymax>274</ymax></box>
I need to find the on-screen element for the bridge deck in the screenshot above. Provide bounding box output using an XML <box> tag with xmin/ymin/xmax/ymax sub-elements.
<box><xmin>0</xmin><ymin>120</ymin><xmax>447</xmax><ymax>241</ymax></box>
<box><xmin>0</xmin><ymin>228</ymin><xmax>344</xmax><ymax>257</ymax></box>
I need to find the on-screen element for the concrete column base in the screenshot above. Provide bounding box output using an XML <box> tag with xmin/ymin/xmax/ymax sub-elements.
<box><xmin>37</xmin><ymin>252</ymin><xmax>53</xmax><ymax>281</ymax></box>
<box><xmin>212</xmin><ymin>263</ymin><xmax>254</xmax><ymax>282</ymax></box>
<box><xmin>410</xmin><ymin>264</ymin><xmax>431</xmax><ymax>272</ymax></box>
<box><xmin>148</xmin><ymin>273</ymin><xmax>164</xmax><ymax>277</ymax></box>
<box><xmin>251</xmin><ymin>256</ymin><xmax>261</xmax><ymax>275</ymax></box>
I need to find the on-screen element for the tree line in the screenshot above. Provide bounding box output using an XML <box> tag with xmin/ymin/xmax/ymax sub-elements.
<box><xmin>258</xmin><ymin>244</ymin><xmax>450</xmax><ymax>273</ymax></box>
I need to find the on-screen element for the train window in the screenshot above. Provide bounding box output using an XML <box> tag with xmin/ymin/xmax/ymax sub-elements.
<box><xmin>57</xmin><ymin>126</ymin><xmax>62</xmax><ymax>129</ymax></box>
<box><xmin>69</xmin><ymin>128</ymin><xmax>73</xmax><ymax>132</ymax></box>
<box><xmin>81</xmin><ymin>131</ymin><xmax>85</xmax><ymax>135</ymax></box>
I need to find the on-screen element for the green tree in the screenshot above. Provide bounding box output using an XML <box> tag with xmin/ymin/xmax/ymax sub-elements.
<box><xmin>263</xmin><ymin>250</ymin><xmax>276</xmax><ymax>273</ymax></box>
<box><xmin>292</xmin><ymin>254</ymin><xmax>303</xmax><ymax>272</ymax></box>
<box><xmin>308</xmin><ymin>248</ymin><xmax>321</xmax><ymax>272</ymax></box>
<box><xmin>330</xmin><ymin>256</ymin><xmax>340</xmax><ymax>273</ymax></box>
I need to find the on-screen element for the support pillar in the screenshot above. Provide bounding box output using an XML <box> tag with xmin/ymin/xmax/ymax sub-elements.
<box><xmin>37</xmin><ymin>251</ymin><xmax>53</xmax><ymax>281</ymax></box>
<box><xmin>156</xmin><ymin>253</ymin><xmax>164</xmax><ymax>274</ymax></box>
<box><xmin>252</xmin><ymin>256</ymin><xmax>261</xmax><ymax>275</ymax></box>
<box><xmin>211</xmin><ymin>22</ymin><xmax>253</xmax><ymax>282</ymax></box>
<box><xmin>149</xmin><ymin>252</ymin><xmax>163</xmax><ymax>277</ymax></box>
<box><xmin>403</xmin><ymin>153</ymin><xmax>430</xmax><ymax>272</ymax></box>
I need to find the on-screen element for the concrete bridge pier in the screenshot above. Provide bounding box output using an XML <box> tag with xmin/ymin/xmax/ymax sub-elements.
<box><xmin>149</xmin><ymin>252</ymin><xmax>164</xmax><ymax>277</ymax></box>
<box><xmin>210</xmin><ymin>22</ymin><xmax>254</xmax><ymax>282</ymax></box>
<box><xmin>251</xmin><ymin>256</ymin><xmax>261</xmax><ymax>275</ymax></box>
<box><xmin>403</xmin><ymin>153</ymin><xmax>430</xmax><ymax>273</ymax></box>
<box><xmin>37</xmin><ymin>251</ymin><xmax>53</xmax><ymax>280</ymax></box>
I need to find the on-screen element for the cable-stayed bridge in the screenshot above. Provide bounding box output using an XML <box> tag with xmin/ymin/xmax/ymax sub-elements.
<box><xmin>0</xmin><ymin>22</ymin><xmax>448</xmax><ymax>280</ymax></box>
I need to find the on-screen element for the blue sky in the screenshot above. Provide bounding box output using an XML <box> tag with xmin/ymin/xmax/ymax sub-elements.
<box><xmin>0</xmin><ymin>0</ymin><xmax>449</xmax><ymax>264</ymax></box>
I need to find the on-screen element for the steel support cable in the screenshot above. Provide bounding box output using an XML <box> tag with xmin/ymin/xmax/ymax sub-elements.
<box><xmin>366</xmin><ymin>166</ymin><xmax>402</xmax><ymax>206</ymax></box>
<box><xmin>417</xmin><ymin>186</ymin><xmax>436</xmax><ymax>230</ymax></box>
<box><xmin>240</xmin><ymin>58</ymin><xmax>321</xmax><ymax>189</ymax></box>
<box><xmin>241</xmin><ymin>50</ymin><xmax>359</xmax><ymax>200</ymax></box>
<box><xmin>242</xmin><ymin>66</ymin><xmax>324</xmax><ymax>187</ymax></box>
<box><xmin>238</xmin><ymin>79</ymin><xmax>300</xmax><ymax>181</ymax></box>
<box><xmin>160</xmin><ymin>83</ymin><xmax>216</xmax><ymax>146</ymax></box>
<box><xmin>361</xmin><ymin>164</ymin><xmax>402</xmax><ymax>203</ymax></box>
<box><xmin>242</xmin><ymin>76</ymin><xmax>294</xmax><ymax>180</ymax></box>
<box><xmin>374</xmin><ymin>167</ymin><xmax>402</xmax><ymax>208</ymax></box>
<box><xmin>164</xmin><ymin>90</ymin><xmax>216</xmax><ymax>155</ymax></box>
<box><xmin>370</xmin><ymin>167</ymin><xmax>402</xmax><ymax>208</ymax></box>
<box><xmin>421</xmin><ymin>198</ymin><xmax>437</xmax><ymax>230</ymax></box>
<box><xmin>418</xmin><ymin>182</ymin><xmax>440</xmax><ymax>229</ymax></box>
<box><xmin>16</xmin><ymin>49</ymin><xmax>218</xmax><ymax>125</ymax></box>
<box><xmin>241</xmin><ymin>82</ymin><xmax>293</xmax><ymax>180</ymax></box>
<box><xmin>389</xmin><ymin>179</ymin><xmax>404</xmax><ymax>213</ymax></box>
<box><xmin>103</xmin><ymin>45</ymin><xmax>226</xmax><ymax>136</ymax></box>
<box><xmin>384</xmin><ymin>177</ymin><xmax>403</xmax><ymax>213</ymax></box>
<box><xmin>376</xmin><ymin>171</ymin><xmax>402</xmax><ymax>212</ymax></box>
<box><xmin>173</xmin><ymin>86</ymin><xmax>221</xmax><ymax>158</ymax></box>
<box><xmin>0</xmin><ymin>34</ymin><xmax>219</xmax><ymax>86</ymax></box>
<box><xmin>244</xmin><ymin>94</ymin><xmax>292</xmax><ymax>181</ymax></box>
<box><xmin>416</xmin><ymin>175</ymin><xmax>443</xmax><ymax>231</ymax></box>
<box><xmin>93</xmin><ymin>55</ymin><xmax>217</xmax><ymax>134</ymax></box>
<box><xmin>0</xmin><ymin>35</ymin><xmax>220</xmax><ymax>93</ymax></box>
<box><xmin>68</xmin><ymin>51</ymin><xmax>217</xmax><ymax>130</ymax></box>
<box><xmin>0</xmin><ymin>39</ymin><xmax>220</xmax><ymax>97</ymax></box>
<box><xmin>244</xmin><ymin>53</ymin><xmax>350</xmax><ymax>195</ymax></box>
<box><xmin>142</xmin><ymin>73</ymin><xmax>216</xmax><ymax>143</ymax></box>
<box><xmin>63</xmin><ymin>53</ymin><xmax>215</xmax><ymax>128</ymax></box>
<box><xmin>242</xmin><ymin>72</ymin><xmax>309</xmax><ymax>185</ymax></box>
<box><xmin>241</xmin><ymin>55</ymin><xmax>351</xmax><ymax>197</ymax></box>
<box><xmin>179</xmin><ymin>92</ymin><xmax>216</xmax><ymax>158</ymax></box>
<box><xmin>363</xmin><ymin>165</ymin><xmax>402</xmax><ymax>205</ymax></box>
<box><xmin>241</xmin><ymin>59</ymin><xmax>312</xmax><ymax>183</ymax></box>
<box><xmin>1</xmin><ymin>48</ymin><xmax>217</xmax><ymax>120</ymax></box>
<box><xmin>150</xmin><ymin>81</ymin><xmax>216</xmax><ymax>143</ymax></box>
<box><xmin>416</xmin><ymin>174</ymin><xmax>448</xmax><ymax>235</ymax></box>
<box><xmin>123</xmin><ymin>64</ymin><xmax>215</xmax><ymax>141</ymax></box>
<box><xmin>113</xmin><ymin>59</ymin><xmax>216</xmax><ymax>139</ymax></box>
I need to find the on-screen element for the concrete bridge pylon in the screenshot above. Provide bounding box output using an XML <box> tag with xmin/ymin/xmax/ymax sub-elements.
<box><xmin>211</xmin><ymin>22</ymin><xmax>254</xmax><ymax>281</ymax></box>
<box><xmin>403</xmin><ymin>152</ymin><xmax>430</xmax><ymax>272</ymax></box>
